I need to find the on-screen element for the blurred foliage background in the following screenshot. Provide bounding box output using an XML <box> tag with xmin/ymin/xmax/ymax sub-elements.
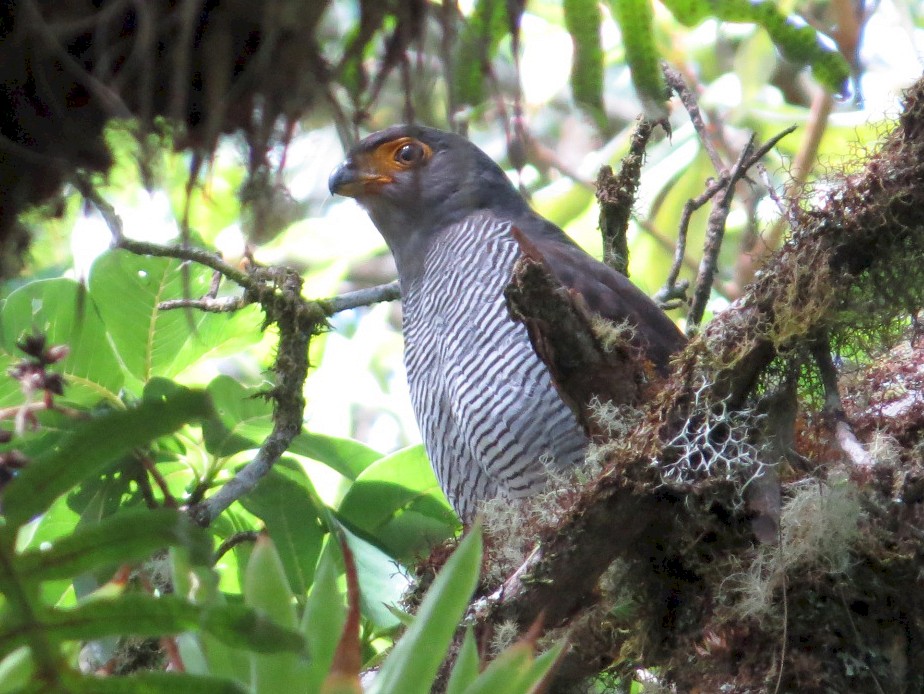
<box><xmin>0</xmin><ymin>0</ymin><xmax>922</xmax><ymax>691</ymax></box>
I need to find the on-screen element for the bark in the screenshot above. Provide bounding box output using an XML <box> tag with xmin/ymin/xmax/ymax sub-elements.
<box><xmin>485</xmin><ymin>77</ymin><xmax>924</xmax><ymax>692</ymax></box>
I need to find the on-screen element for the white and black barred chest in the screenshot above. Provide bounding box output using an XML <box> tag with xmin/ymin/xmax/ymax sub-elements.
<box><xmin>401</xmin><ymin>212</ymin><xmax>587</xmax><ymax>519</ymax></box>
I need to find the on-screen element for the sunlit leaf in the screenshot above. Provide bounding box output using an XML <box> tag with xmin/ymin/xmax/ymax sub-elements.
<box><xmin>445</xmin><ymin>628</ymin><xmax>479</xmax><ymax>694</ymax></box>
<box><xmin>0</xmin><ymin>279</ymin><xmax>123</xmax><ymax>405</ymax></box>
<box><xmin>1</xmin><ymin>389</ymin><xmax>212</xmax><ymax>528</ymax></box>
<box><xmin>367</xmin><ymin>527</ymin><xmax>482</xmax><ymax>694</ymax></box>
<box><xmin>302</xmin><ymin>547</ymin><xmax>347</xmax><ymax>694</ymax></box>
<box><xmin>240</xmin><ymin>463</ymin><xmax>325</xmax><ymax>597</ymax></box>
<box><xmin>88</xmin><ymin>251</ymin><xmax>261</xmax><ymax>386</ymax></box>
<box><xmin>15</xmin><ymin>508</ymin><xmax>211</xmax><ymax>582</ymax></box>
<box><xmin>202</xmin><ymin>376</ymin><xmax>272</xmax><ymax>457</ymax></box>
<box><xmin>289</xmin><ymin>430</ymin><xmax>382</xmax><ymax>480</ymax></box>
<box><xmin>338</xmin><ymin>445</ymin><xmax>458</xmax><ymax>562</ymax></box>
<box><xmin>563</xmin><ymin>0</ymin><xmax>606</xmax><ymax>128</ymax></box>
<box><xmin>244</xmin><ymin>534</ymin><xmax>306</xmax><ymax>693</ymax></box>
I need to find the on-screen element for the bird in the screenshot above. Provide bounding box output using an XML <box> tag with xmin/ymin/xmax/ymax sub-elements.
<box><xmin>329</xmin><ymin>125</ymin><xmax>686</xmax><ymax>520</ymax></box>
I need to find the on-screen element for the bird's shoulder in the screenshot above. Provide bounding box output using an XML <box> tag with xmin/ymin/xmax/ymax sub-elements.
<box><xmin>511</xmin><ymin>215</ymin><xmax>687</xmax><ymax>370</ymax></box>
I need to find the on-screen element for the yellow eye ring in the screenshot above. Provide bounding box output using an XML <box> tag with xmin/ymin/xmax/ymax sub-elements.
<box><xmin>372</xmin><ymin>137</ymin><xmax>432</xmax><ymax>172</ymax></box>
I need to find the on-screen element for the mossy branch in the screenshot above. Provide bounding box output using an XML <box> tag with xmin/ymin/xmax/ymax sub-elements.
<box><xmin>480</xmin><ymin>76</ymin><xmax>924</xmax><ymax>691</ymax></box>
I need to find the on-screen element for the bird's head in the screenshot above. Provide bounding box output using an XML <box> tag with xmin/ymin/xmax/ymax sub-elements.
<box><xmin>329</xmin><ymin>125</ymin><xmax>529</xmax><ymax>275</ymax></box>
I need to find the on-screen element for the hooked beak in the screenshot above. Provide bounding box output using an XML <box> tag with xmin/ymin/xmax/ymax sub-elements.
<box><xmin>328</xmin><ymin>158</ymin><xmax>391</xmax><ymax>198</ymax></box>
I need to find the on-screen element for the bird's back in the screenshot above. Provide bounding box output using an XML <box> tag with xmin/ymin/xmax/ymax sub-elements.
<box><xmin>402</xmin><ymin>210</ymin><xmax>588</xmax><ymax>519</ymax></box>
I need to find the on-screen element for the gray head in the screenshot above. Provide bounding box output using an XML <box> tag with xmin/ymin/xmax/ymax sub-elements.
<box><xmin>328</xmin><ymin>125</ymin><xmax>530</xmax><ymax>277</ymax></box>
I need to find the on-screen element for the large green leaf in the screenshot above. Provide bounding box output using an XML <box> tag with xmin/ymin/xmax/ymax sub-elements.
<box><xmin>0</xmin><ymin>279</ymin><xmax>123</xmax><ymax>405</ymax></box>
<box><xmin>203</xmin><ymin>375</ymin><xmax>383</xmax><ymax>477</ymax></box>
<box><xmin>15</xmin><ymin>508</ymin><xmax>211</xmax><ymax>583</ymax></box>
<box><xmin>338</xmin><ymin>528</ymin><xmax>409</xmax><ymax>632</ymax></box>
<box><xmin>1</xmin><ymin>389</ymin><xmax>212</xmax><ymax>528</ymax></box>
<box><xmin>337</xmin><ymin>446</ymin><xmax>458</xmax><ymax>562</ymax></box>
<box><xmin>239</xmin><ymin>463</ymin><xmax>325</xmax><ymax>597</ymax></box>
<box><xmin>87</xmin><ymin>251</ymin><xmax>262</xmax><ymax>386</ymax></box>
<box><xmin>202</xmin><ymin>375</ymin><xmax>273</xmax><ymax>457</ymax></box>
<box><xmin>301</xmin><ymin>548</ymin><xmax>347</xmax><ymax>694</ymax></box>
<box><xmin>445</xmin><ymin>629</ymin><xmax>479</xmax><ymax>694</ymax></box>
<box><xmin>54</xmin><ymin>671</ymin><xmax>247</xmax><ymax>693</ymax></box>
<box><xmin>0</xmin><ymin>594</ymin><xmax>304</xmax><ymax>658</ymax></box>
<box><xmin>243</xmin><ymin>534</ymin><xmax>306</xmax><ymax>694</ymax></box>
<box><xmin>368</xmin><ymin>527</ymin><xmax>482</xmax><ymax>694</ymax></box>
<box><xmin>289</xmin><ymin>430</ymin><xmax>382</xmax><ymax>480</ymax></box>
<box><xmin>451</xmin><ymin>0</ymin><xmax>510</xmax><ymax>108</ymax></box>
<box><xmin>563</xmin><ymin>0</ymin><xmax>606</xmax><ymax>127</ymax></box>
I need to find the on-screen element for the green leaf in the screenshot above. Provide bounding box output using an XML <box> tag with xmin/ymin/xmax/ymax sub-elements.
<box><xmin>563</xmin><ymin>0</ymin><xmax>606</xmax><ymax>128</ymax></box>
<box><xmin>0</xmin><ymin>353</ymin><xmax>24</xmax><ymax>409</ymax></box>
<box><xmin>368</xmin><ymin>527</ymin><xmax>482</xmax><ymax>694</ymax></box>
<box><xmin>339</xmin><ymin>528</ymin><xmax>408</xmax><ymax>632</ymax></box>
<box><xmin>15</xmin><ymin>508</ymin><xmax>211</xmax><ymax>582</ymax></box>
<box><xmin>607</xmin><ymin>0</ymin><xmax>668</xmax><ymax>117</ymax></box>
<box><xmin>460</xmin><ymin>643</ymin><xmax>534</xmax><ymax>694</ymax></box>
<box><xmin>289</xmin><ymin>430</ymin><xmax>382</xmax><ymax>480</ymax></box>
<box><xmin>338</xmin><ymin>446</ymin><xmax>458</xmax><ymax>562</ymax></box>
<box><xmin>202</xmin><ymin>375</ymin><xmax>273</xmax><ymax>457</ymax></box>
<box><xmin>244</xmin><ymin>534</ymin><xmax>305</xmax><ymax>694</ymax></box>
<box><xmin>57</xmin><ymin>671</ymin><xmax>247</xmax><ymax>694</ymax></box>
<box><xmin>88</xmin><ymin>251</ymin><xmax>261</xmax><ymax>386</ymax></box>
<box><xmin>301</xmin><ymin>548</ymin><xmax>347</xmax><ymax>694</ymax></box>
<box><xmin>1</xmin><ymin>389</ymin><xmax>212</xmax><ymax>528</ymax></box>
<box><xmin>0</xmin><ymin>594</ymin><xmax>304</xmax><ymax>658</ymax></box>
<box><xmin>462</xmin><ymin>639</ymin><xmax>565</xmax><ymax>694</ymax></box>
<box><xmin>0</xmin><ymin>279</ymin><xmax>123</xmax><ymax>405</ymax></box>
<box><xmin>451</xmin><ymin>0</ymin><xmax>510</xmax><ymax>108</ymax></box>
<box><xmin>240</xmin><ymin>464</ymin><xmax>324</xmax><ymax>597</ymax></box>
<box><xmin>445</xmin><ymin>628</ymin><xmax>479</xmax><ymax>694</ymax></box>
<box><xmin>659</xmin><ymin>0</ymin><xmax>850</xmax><ymax>93</ymax></box>
<box><xmin>0</xmin><ymin>647</ymin><xmax>32</xmax><ymax>694</ymax></box>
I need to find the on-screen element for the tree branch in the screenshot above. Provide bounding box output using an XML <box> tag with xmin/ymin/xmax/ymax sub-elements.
<box><xmin>475</xmin><ymin>77</ymin><xmax>924</xmax><ymax>691</ymax></box>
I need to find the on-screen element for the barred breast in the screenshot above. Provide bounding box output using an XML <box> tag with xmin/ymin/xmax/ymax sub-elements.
<box><xmin>402</xmin><ymin>211</ymin><xmax>588</xmax><ymax>520</ymax></box>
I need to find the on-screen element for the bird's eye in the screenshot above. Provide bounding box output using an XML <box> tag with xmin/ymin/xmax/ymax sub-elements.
<box><xmin>395</xmin><ymin>142</ymin><xmax>424</xmax><ymax>165</ymax></box>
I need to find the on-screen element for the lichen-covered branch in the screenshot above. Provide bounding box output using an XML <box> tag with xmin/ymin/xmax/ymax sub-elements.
<box><xmin>482</xmin><ymin>78</ymin><xmax>924</xmax><ymax>692</ymax></box>
<box><xmin>596</xmin><ymin>117</ymin><xmax>661</xmax><ymax>277</ymax></box>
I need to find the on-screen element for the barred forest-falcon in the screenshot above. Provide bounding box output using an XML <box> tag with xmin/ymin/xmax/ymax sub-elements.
<box><xmin>329</xmin><ymin>125</ymin><xmax>686</xmax><ymax>520</ymax></box>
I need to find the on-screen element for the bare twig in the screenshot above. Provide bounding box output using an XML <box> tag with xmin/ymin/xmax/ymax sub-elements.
<box><xmin>158</xmin><ymin>297</ymin><xmax>248</xmax><ymax>313</ymax></box>
<box><xmin>733</xmin><ymin>91</ymin><xmax>833</xmax><ymax>294</ymax></box>
<box><xmin>322</xmin><ymin>281</ymin><xmax>401</xmax><ymax>314</ymax></box>
<box><xmin>688</xmin><ymin>136</ymin><xmax>756</xmax><ymax>329</ymax></box>
<box><xmin>73</xmin><ymin>174</ymin><xmax>255</xmax><ymax>289</ymax></box>
<box><xmin>214</xmin><ymin>531</ymin><xmax>261</xmax><ymax>562</ymax></box>
<box><xmin>663</xmin><ymin>64</ymin><xmax>724</xmax><ymax>172</ymax></box>
<box><xmin>190</xmin><ymin>268</ymin><xmax>319</xmax><ymax>526</ymax></box>
<box><xmin>687</xmin><ymin>127</ymin><xmax>796</xmax><ymax>330</ymax></box>
<box><xmin>655</xmin><ymin>178</ymin><xmax>724</xmax><ymax>306</ymax></box>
